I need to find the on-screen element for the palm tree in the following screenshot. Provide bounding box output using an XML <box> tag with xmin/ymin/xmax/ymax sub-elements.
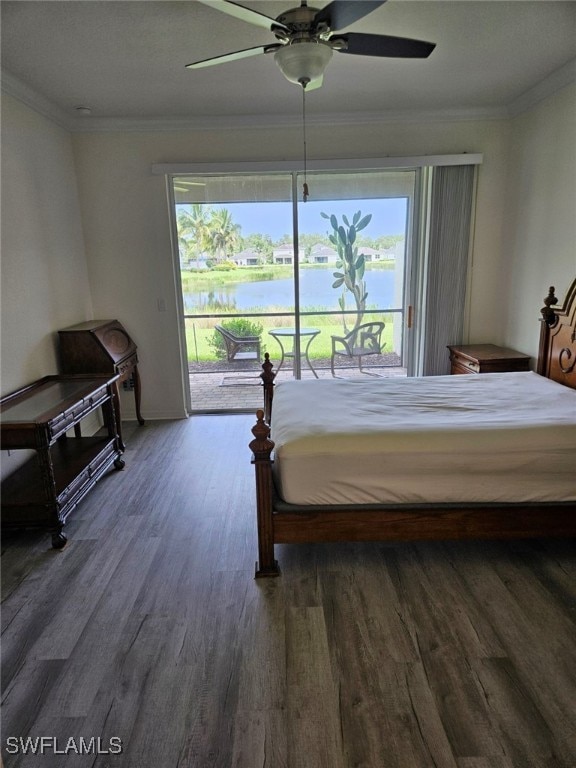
<box><xmin>177</xmin><ymin>204</ymin><xmax>211</xmax><ymax>268</ymax></box>
<box><xmin>207</xmin><ymin>208</ymin><xmax>241</xmax><ymax>263</ymax></box>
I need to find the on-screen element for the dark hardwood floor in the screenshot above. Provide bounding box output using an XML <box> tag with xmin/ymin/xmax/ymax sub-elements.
<box><xmin>2</xmin><ymin>415</ymin><xmax>575</xmax><ymax>768</ymax></box>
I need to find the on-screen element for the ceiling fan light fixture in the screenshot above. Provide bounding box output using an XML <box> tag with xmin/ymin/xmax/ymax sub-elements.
<box><xmin>274</xmin><ymin>41</ymin><xmax>333</xmax><ymax>86</ymax></box>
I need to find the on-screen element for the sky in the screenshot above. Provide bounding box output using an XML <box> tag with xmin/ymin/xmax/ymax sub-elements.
<box><xmin>202</xmin><ymin>198</ymin><xmax>408</xmax><ymax>241</ymax></box>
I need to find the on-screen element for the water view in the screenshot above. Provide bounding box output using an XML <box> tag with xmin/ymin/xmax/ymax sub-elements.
<box><xmin>183</xmin><ymin>267</ymin><xmax>400</xmax><ymax>313</ymax></box>
<box><xmin>174</xmin><ymin>175</ymin><xmax>411</xmax><ymax>367</ymax></box>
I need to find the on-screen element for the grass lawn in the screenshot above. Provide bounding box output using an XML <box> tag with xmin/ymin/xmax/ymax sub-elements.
<box><xmin>185</xmin><ymin>315</ymin><xmax>397</xmax><ymax>363</ymax></box>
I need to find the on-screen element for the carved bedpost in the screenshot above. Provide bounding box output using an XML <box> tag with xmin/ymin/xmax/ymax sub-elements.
<box><xmin>260</xmin><ymin>353</ymin><xmax>276</xmax><ymax>425</ymax></box>
<box><xmin>541</xmin><ymin>286</ymin><xmax>559</xmax><ymax>327</ymax></box>
<box><xmin>250</xmin><ymin>409</ymin><xmax>280</xmax><ymax>578</ymax></box>
<box><xmin>537</xmin><ymin>286</ymin><xmax>558</xmax><ymax>376</ymax></box>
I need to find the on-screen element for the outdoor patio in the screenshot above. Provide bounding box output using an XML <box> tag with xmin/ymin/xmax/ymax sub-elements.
<box><xmin>188</xmin><ymin>353</ymin><xmax>406</xmax><ymax>412</ymax></box>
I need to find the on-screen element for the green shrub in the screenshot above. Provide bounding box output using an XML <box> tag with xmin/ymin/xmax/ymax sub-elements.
<box><xmin>209</xmin><ymin>318</ymin><xmax>265</xmax><ymax>360</ymax></box>
<box><xmin>213</xmin><ymin>260</ymin><xmax>237</xmax><ymax>271</ymax></box>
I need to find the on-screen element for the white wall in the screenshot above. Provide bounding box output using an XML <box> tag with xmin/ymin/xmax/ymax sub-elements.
<box><xmin>72</xmin><ymin>117</ymin><xmax>511</xmax><ymax>417</ymax></box>
<box><xmin>502</xmin><ymin>83</ymin><xmax>576</xmax><ymax>360</ymax></box>
<box><xmin>71</xmin><ymin>133</ymin><xmax>189</xmax><ymax>420</ymax></box>
<box><xmin>1</xmin><ymin>94</ymin><xmax>94</xmax><ymax>478</ymax></box>
<box><xmin>1</xmin><ymin>94</ymin><xmax>93</xmax><ymax>389</ymax></box>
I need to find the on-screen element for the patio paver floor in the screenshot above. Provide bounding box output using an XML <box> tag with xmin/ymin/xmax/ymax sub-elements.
<box><xmin>188</xmin><ymin>357</ymin><xmax>406</xmax><ymax>412</ymax></box>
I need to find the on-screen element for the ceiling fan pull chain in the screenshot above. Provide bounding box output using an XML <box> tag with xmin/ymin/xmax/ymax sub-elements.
<box><xmin>302</xmin><ymin>82</ymin><xmax>309</xmax><ymax>202</ymax></box>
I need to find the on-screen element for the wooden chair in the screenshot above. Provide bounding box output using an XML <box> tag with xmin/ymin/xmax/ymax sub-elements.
<box><xmin>330</xmin><ymin>321</ymin><xmax>385</xmax><ymax>376</ymax></box>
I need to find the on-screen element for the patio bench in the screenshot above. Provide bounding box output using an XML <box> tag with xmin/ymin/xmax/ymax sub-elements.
<box><xmin>215</xmin><ymin>325</ymin><xmax>261</xmax><ymax>362</ymax></box>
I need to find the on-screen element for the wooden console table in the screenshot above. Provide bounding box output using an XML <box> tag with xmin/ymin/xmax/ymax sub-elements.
<box><xmin>448</xmin><ymin>344</ymin><xmax>531</xmax><ymax>375</ymax></box>
<box><xmin>58</xmin><ymin>320</ymin><xmax>144</xmax><ymax>451</ymax></box>
<box><xmin>1</xmin><ymin>375</ymin><xmax>124</xmax><ymax>548</ymax></box>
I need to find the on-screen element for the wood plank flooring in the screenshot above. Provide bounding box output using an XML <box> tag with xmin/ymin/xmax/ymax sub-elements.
<box><xmin>1</xmin><ymin>415</ymin><xmax>575</xmax><ymax>768</ymax></box>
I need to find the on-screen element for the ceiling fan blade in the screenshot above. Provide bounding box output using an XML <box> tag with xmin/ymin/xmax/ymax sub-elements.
<box><xmin>196</xmin><ymin>0</ymin><xmax>288</xmax><ymax>32</ymax></box>
<box><xmin>314</xmin><ymin>1</ymin><xmax>386</xmax><ymax>32</ymax></box>
<box><xmin>334</xmin><ymin>32</ymin><xmax>435</xmax><ymax>58</ymax></box>
<box><xmin>186</xmin><ymin>44</ymin><xmax>281</xmax><ymax>69</ymax></box>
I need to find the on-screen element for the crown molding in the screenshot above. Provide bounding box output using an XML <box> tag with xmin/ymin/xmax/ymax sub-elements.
<box><xmin>2</xmin><ymin>58</ymin><xmax>574</xmax><ymax>134</ymax></box>
<box><xmin>507</xmin><ymin>57</ymin><xmax>576</xmax><ymax>118</ymax></box>
<box><xmin>1</xmin><ymin>69</ymin><xmax>71</xmax><ymax>130</ymax></box>
<box><xmin>66</xmin><ymin>106</ymin><xmax>509</xmax><ymax>133</ymax></box>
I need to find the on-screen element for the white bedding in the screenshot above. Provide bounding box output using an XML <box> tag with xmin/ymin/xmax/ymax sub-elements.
<box><xmin>270</xmin><ymin>372</ymin><xmax>576</xmax><ymax>505</ymax></box>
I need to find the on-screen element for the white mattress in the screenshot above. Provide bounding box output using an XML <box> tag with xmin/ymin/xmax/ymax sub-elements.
<box><xmin>270</xmin><ymin>372</ymin><xmax>576</xmax><ymax>505</ymax></box>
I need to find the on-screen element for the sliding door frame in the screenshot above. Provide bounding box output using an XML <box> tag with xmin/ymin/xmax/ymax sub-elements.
<box><xmin>160</xmin><ymin>154</ymin><xmax>482</xmax><ymax>412</ymax></box>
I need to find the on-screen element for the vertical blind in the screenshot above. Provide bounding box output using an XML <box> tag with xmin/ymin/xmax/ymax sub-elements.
<box><xmin>422</xmin><ymin>164</ymin><xmax>476</xmax><ymax>375</ymax></box>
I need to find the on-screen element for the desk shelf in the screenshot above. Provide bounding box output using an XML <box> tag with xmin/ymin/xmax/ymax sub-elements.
<box><xmin>1</xmin><ymin>375</ymin><xmax>124</xmax><ymax>547</ymax></box>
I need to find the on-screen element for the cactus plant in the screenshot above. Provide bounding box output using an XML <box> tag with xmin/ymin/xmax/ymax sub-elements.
<box><xmin>321</xmin><ymin>210</ymin><xmax>372</xmax><ymax>334</ymax></box>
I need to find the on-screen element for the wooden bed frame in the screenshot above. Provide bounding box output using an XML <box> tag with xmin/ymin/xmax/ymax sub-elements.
<box><xmin>250</xmin><ymin>279</ymin><xmax>576</xmax><ymax>577</ymax></box>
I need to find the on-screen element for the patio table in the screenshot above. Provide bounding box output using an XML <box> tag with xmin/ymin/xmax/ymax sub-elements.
<box><xmin>268</xmin><ymin>327</ymin><xmax>320</xmax><ymax>378</ymax></box>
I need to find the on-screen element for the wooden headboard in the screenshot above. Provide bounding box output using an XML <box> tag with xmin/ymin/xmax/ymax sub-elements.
<box><xmin>537</xmin><ymin>277</ymin><xmax>576</xmax><ymax>389</ymax></box>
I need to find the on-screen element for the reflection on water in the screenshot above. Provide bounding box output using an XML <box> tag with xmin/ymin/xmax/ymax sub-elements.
<box><xmin>185</xmin><ymin>289</ymin><xmax>238</xmax><ymax>313</ymax></box>
<box><xmin>184</xmin><ymin>269</ymin><xmax>397</xmax><ymax>313</ymax></box>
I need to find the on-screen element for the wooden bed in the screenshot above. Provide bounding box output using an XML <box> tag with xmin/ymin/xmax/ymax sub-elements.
<box><xmin>250</xmin><ymin>280</ymin><xmax>576</xmax><ymax>577</ymax></box>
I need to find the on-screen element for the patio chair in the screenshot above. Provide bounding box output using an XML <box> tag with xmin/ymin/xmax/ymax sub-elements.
<box><xmin>330</xmin><ymin>321</ymin><xmax>386</xmax><ymax>377</ymax></box>
<box><xmin>215</xmin><ymin>325</ymin><xmax>261</xmax><ymax>362</ymax></box>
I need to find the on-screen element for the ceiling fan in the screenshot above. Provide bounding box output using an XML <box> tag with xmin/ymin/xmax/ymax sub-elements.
<box><xmin>186</xmin><ymin>0</ymin><xmax>436</xmax><ymax>90</ymax></box>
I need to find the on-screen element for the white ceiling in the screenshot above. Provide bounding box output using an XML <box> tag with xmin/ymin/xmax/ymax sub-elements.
<box><xmin>1</xmin><ymin>1</ymin><xmax>575</xmax><ymax>130</ymax></box>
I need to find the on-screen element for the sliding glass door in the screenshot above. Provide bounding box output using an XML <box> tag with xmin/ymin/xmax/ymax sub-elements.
<box><xmin>171</xmin><ymin>168</ymin><xmax>416</xmax><ymax>412</ymax></box>
<box><xmin>295</xmin><ymin>170</ymin><xmax>414</xmax><ymax>379</ymax></box>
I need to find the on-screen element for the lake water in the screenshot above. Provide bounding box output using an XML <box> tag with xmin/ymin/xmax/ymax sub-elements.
<box><xmin>184</xmin><ymin>268</ymin><xmax>400</xmax><ymax>313</ymax></box>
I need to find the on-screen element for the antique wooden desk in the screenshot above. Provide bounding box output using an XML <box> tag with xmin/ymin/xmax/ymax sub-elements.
<box><xmin>58</xmin><ymin>320</ymin><xmax>144</xmax><ymax>450</ymax></box>
<box><xmin>1</xmin><ymin>375</ymin><xmax>124</xmax><ymax>548</ymax></box>
<box><xmin>448</xmin><ymin>344</ymin><xmax>531</xmax><ymax>375</ymax></box>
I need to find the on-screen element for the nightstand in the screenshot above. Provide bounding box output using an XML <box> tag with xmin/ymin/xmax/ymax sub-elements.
<box><xmin>448</xmin><ymin>344</ymin><xmax>531</xmax><ymax>375</ymax></box>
